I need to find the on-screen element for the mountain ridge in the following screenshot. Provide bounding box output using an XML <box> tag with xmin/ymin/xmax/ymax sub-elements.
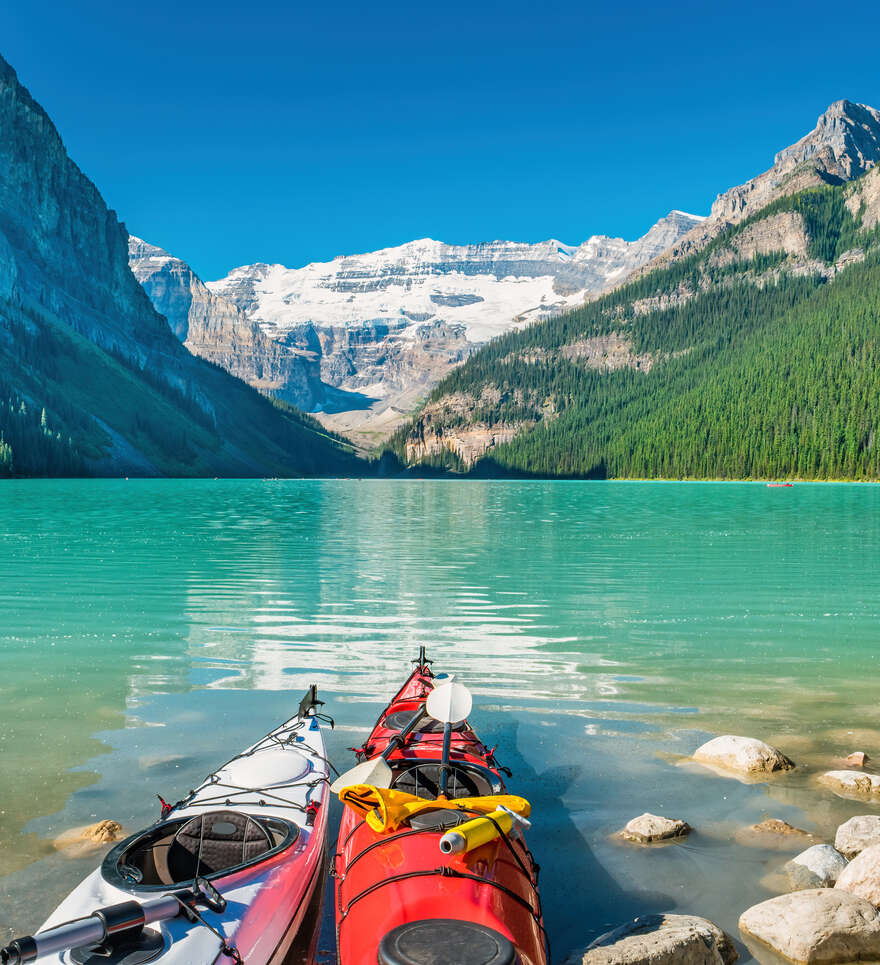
<box><xmin>388</xmin><ymin>102</ymin><xmax>880</xmax><ymax>478</ymax></box>
<box><xmin>633</xmin><ymin>99</ymin><xmax>880</xmax><ymax>277</ymax></box>
<box><xmin>130</xmin><ymin>211</ymin><xmax>704</xmax><ymax>448</ymax></box>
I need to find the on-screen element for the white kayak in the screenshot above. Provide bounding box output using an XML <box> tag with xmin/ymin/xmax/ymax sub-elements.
<box><xmin>2</xmin><ymin>687</ymin><xmax>331</xmax><ymax>965</ymax></box>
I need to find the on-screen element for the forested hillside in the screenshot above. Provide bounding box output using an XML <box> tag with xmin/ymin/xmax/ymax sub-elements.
<box><xmin>0</xmin><ymin>304</ymin><xmax>358</xmax><ymax>478</ymax></box>
<box><xmin>389</xmin><ymin>169</ymin><xmax>880</xmax><ymax>479</ymax></box>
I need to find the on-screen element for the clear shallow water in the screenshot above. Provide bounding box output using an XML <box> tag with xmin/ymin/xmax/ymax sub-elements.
<box><xmin>1</xmin><ymin>479</ymin><xmax>880</xmax><ymax>960</ymax></box>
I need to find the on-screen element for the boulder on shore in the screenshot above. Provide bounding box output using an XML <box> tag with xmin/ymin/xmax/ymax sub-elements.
<box><xmin>565</xmin><ymin>913</ymin><xmax>737</xmax><ymax>965</ymax></box>
<box><xmin>835</xmin><ymin>815</ymin><xmax>880</xmax><ymax>858</ymax></box>
<box><xmin>621</xmin><ymin>813</ymin><xmax>692</xmax><ymax>844</ymax></box>
<box><xmin>739</xmin><ymin>889</ymin><xmax>880</xmax><ymax>964</ymax></box>
<box><xmin>784</xmin><ymin>845</ymin><xmax>848</xmax><ymax>889</ymax></box>
<box><xmin>735</xmin><ymin>819</ymin><xmax>818</xmax><ymax>851</ymax></box>
<box><xmin>693</xmin><ymin>736</ymin><xmax>794</xmax><ymax>776</ymax></box>
<box><xmin>835</xmin><ymin>844</ymin><xmax>880</xmax><ymax>907</ymax></box>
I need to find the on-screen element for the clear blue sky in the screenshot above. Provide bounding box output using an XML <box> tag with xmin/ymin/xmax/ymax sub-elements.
<box><xmin>2</xmin><ymin>1</ymin><xmax>879</xmax><ymax>280</ymax></box>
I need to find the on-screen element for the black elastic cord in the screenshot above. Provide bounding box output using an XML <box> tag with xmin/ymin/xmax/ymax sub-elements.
<box><xmin>169</xmin><ymin>895</ymin><xmax>242</xmax><ymax>965</ymax></box>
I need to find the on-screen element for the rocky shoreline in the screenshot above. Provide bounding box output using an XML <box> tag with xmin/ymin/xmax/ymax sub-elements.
<box><xmin>566</xmin><ymin>736</ymin><xmax>880</xmax><ymax>965</ymax></box>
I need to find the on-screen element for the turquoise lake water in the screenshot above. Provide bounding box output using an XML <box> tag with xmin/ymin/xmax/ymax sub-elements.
<box><xmin>1</xmin><ymin>479</ymin><xmax>880</xmax><ymax>961</ymax></box>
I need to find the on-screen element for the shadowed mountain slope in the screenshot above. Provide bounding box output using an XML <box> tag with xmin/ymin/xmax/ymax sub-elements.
<box><xmin>0</xmin><ymin>54</ymin><xmax>359</xmax><ymax>477</ymax></box>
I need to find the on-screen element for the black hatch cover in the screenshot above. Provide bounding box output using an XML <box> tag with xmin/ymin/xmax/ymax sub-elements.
<box><xmin>377</xmin><ymin>919</ymin><xmax>516</xmax><ymax>965</ymax></box>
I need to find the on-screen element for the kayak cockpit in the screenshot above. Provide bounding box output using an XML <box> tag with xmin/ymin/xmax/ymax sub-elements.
<box><xmin>390</xmin><ymin>760</ymin><xmax>503</xmax><ymax>799</ymax></box>
<box><xmin>101</xmin><ymin>811</ymin><xmax>298</xmax><ymax>889</ymax></box>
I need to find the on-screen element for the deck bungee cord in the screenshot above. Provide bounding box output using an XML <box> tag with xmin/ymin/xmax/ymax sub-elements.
<box><xmin>157</xmin><ymin>689</ymin><xmax>335</xmax><ymax>821</ymax></box>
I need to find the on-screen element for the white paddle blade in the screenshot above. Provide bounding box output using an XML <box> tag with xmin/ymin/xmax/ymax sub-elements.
<box><xmin>426</xmin><ymin>681</ymin><xmax>472</xmax><ymax>725</ymax></box>
<box><xmin>330</xmin><ymin>756</ymin><xmax>393</xmax><ymax>795</ymax></box>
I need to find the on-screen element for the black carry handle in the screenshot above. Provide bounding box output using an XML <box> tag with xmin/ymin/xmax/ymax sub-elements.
<box><xmin>413</xmin><ymin>646</ymin><xmax>433</xmax><ymax>672</ymax></box>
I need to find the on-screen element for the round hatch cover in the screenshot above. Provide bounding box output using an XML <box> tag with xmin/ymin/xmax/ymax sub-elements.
<box><xmin>70</xmin><ymin>928</ymin><xmax>164</xmax><ymax>965</ymax></box>
<box><xmin>378</xmin><ymin>919</ymin><xmax>516</xmax><ymax>965</ymax></box>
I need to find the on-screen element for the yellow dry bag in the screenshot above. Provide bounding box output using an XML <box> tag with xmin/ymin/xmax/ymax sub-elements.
<box><xmin>337</xmin><ymin>783</ymin><xmax>530</xmax><ymax>833</ymax></box>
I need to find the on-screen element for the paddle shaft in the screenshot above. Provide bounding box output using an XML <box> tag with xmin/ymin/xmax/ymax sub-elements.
<box><xmin>438</xmin><ymin>721</ymin><xmax>453</xmax><ymax>796</ymax></box>
<box><xmin>380</xmin><ymin>705</ymin><xmax>428</xmax><ymax>761</ymax></box>
<box><xmin>1</xmin><ymin>895</ymin><xmax>182</xmax><ymax>964</ymax></box>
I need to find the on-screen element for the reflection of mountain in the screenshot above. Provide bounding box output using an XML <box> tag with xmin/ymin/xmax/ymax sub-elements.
<box><xmin>176</xmin><ymin>481</ymin><xmax>614</xmax><ymax>702</ymax></box>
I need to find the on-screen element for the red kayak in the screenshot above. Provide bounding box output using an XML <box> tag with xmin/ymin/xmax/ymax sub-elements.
<box><xmin>333</xmin><ymin>650</ymin><xmax>548</xmax><ymax>965</ymax></box>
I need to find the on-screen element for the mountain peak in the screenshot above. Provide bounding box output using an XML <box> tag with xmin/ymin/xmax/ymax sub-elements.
<box><xmin>698</xmin><ymin>98</ymin><xmax>880</xmax><ymax>229</ymax></box>
<box><xmin>773</xmin><ymin>98</ymin><xmax>880</xmax><ymax>177</ymax></box>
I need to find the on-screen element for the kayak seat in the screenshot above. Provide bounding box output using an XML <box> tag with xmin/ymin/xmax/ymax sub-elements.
<box><xmin>378</xmin><ymin>919</ymin><xmax>516</xmax><ymax>965</ymax></box>
<box><xmin>167</xmin><ymin>810</ymin><xmax>272</xmax><ymax>881</ymax></box>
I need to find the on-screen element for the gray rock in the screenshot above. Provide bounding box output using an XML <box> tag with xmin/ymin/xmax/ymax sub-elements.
<box><xmin>129</xmin><ymin>237</ymin><xmax>326</xmax><ymax>411</ymax></box>
<box><xmin>835</xmin><ymin>816</ymin><xmax>880</xmax><ymax>858</ymax></box>
<box><xmin>835</xmin><ymin>844</ymin><xmax>880</xmax><ymax>907</ymax></box>
<box><xmin>622</xmin><ymin>813</ymin><xmax>691</xmax><ymax>844</ymax></box>
<box><xmin>820</xmin><ymin>770</ymin><xmax>880</xmax><ymax>797</ymax></box>
<box><xmin>739</xmin><ymin>889</ymin><xmax>880</xmax><ymax>964</ymax></box>
<box><xmin>565</xmin><ymin>914</ymin><xmax>737</xmax><ymax>965</ymax></box>
<box><xmin>693</xmin><ymin>736</ymin><xmax>795</xmax><ymax>776</ymax></box>
<box><xmin>785</xmin><ymin>845</ymin><xmax>848</xmax><ymax>889</ymax></box>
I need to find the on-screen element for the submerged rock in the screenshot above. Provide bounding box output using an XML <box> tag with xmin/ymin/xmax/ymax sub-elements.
<box><xmin>785</xmin><ymin>845</ymin><xmax>848</xmax><ymax>889</ymax></box>
<box><xmin>622</xmin><ymin>813</ymin><xmax>692</xmax><ymax>844</ymax></box>
<box><xmin>565</xmin><ymin>913</ymin><xmax>737</xmax><ymax>965</ymax></box>
<box><xmin>693</xmin><ymin>736</ymin><xmax>794</xmax><ymax>776</ymax></box>
<box><xmin>820</xmin><ymin>770</ymin><xmax>880</xmax><ymax>797</ymax></box>
<box><xmin>835</xmin><ymin>844</ymin><xmax>880</xmax><ymax>907</ymax></box>
<box><xmin>53</xmin><ymin>820</ymin><xmax>123</xmax><ymax>857</ymax></box>
<box><xmin>736</xmin><ymin>819</ymin><xmax>818</xmax><ymax>851</ymax></box>
<box><xmin>835</xmin><ymin>815</ymin><xmax>880</xmax><ymax>858</ymax></box>
<box><xmin>739</xmin><ymin>889</ymin><xmax>880</xmax><ymax>964</ymax></box>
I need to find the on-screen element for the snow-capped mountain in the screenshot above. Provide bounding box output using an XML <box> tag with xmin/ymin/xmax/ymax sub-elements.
<box><xmin>129</xmin><ymin>213</ymin><xmax>703</xmax><ymax>444</ymax></box>
<box><xmin>207</xmin><ymin>211</ymin><xmax>704</xmax><ymax>344</ymax></box>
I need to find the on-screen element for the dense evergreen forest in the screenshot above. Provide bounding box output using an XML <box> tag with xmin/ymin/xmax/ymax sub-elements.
<box><xmin>388</xmin><ymin>178</ymin><xmax>880</xmax><ymax>479</ymax></box>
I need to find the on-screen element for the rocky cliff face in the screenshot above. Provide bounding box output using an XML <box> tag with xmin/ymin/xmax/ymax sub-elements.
<box><xmin>128</xmin><ymin>238</ymin><xmax>324</xmax><ymax>409</ymax></box>
<box><xmin>640</xmin><ymin>100</ymin><xmax>880</xmax><ymax>271</ymax></box>
<box><xmin>0</xmin><ymin>53</ymin><xmax>354</xmax><ymax>476</ymax></box>
<box><xmin>0</xmin><ymin>58</ymin><xmax>183</xmax><ymax>376</ymax></box>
